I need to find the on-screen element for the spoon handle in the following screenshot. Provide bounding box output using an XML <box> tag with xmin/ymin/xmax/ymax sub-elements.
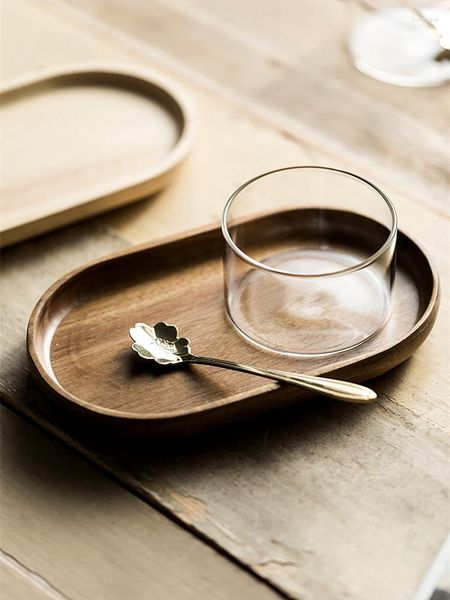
<box><xmin>188</xmin><ymin>355</ymin><xmax>376</xmax><ymax>403</ymax></box>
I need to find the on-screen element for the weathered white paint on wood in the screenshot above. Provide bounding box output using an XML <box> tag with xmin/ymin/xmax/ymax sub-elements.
<box><xmin>0</xmin><ymin>406</ymin><xmax>279</xmax><ymax>600</ymax></box>
<box><xmin>1</xmin><ymin>2</ymin><xmax>449</xmax><ymax>600</ymax></box>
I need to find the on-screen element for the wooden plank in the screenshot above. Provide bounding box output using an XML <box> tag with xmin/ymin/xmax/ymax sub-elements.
<box><xmin>0</xmin><ymin>406</ymin><xmax>280</xmax><ymax>600</ymax></box>
<box><xmin>21</xmin><ymin>0</ymin><xmax>448</xmax><ymax>430</ymax></box>
<box><xmin>52</xmin><ymin>0</ymin><xmax>450</xmax><ymax>215</ymax></box>
<box><xmin>0</xmin><ymin>555</ymin><xmax>58</xmax><ymax>600</ymax></box>
<box><xmin>415</xmin><ymin>534</ymin><xmax>450</xmax><ymax>600</ymax></box>
<box><xmin>2</xmin><ymin>0</ymin><xmax>448</xmax><ymax>427</ymax></box>
<box><xmin>1</xmin><ymin>2</ymin><xmax>449</xmax><ymax>600</ymax></box>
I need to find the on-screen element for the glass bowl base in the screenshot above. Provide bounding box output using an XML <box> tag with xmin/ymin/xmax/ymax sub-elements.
<box><xmin>227</xmin><ymin>247</ymin><xmax>391</xmax><ymax>357</ymax></box>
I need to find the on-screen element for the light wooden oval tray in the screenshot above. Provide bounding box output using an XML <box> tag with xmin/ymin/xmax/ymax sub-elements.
<box><xmin>27</xmin><ymin>213</ymin><xmax>439</xmax><ymax>437</ymax></box>
<box><xmin>0</xmin><ymin>64</ymin><xmax>194</xmax><ymax>246</ymax></box>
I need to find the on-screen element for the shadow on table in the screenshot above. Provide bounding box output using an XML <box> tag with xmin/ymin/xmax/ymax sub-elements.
<box><xmin>2</xmin><ymin>358</ymin><xmax>412</xmax><ymax>500</ymax></box>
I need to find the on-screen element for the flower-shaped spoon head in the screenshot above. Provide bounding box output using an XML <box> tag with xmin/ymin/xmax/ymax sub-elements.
<box><xmin>130</xmin><ymin>322</ymin><xmax>191</xmax><ymax>365</ymax></box>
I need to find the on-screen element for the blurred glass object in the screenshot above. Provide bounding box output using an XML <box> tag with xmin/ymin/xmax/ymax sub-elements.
<box><xmin>348</xmin><ymin>1</ymin><xmax>450</xmax><ymax>86</ymax></box>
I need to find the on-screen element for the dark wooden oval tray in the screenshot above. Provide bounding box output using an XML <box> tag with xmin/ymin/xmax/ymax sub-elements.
<box><xmin>27</xmin><ymin>215</ymin><xmax>439</xmax><ymax>436</ymax></box>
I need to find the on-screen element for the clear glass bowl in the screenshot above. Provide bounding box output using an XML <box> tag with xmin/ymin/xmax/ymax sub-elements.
<box><xmin>222</xmin><ymin>166</ymin><xmax>398</xmax><ymax>357</ymax></box>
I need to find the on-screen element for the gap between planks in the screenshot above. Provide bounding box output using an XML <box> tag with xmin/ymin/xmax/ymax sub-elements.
<box><xmin>0</xmin><ymin>549</ymin><xmax>69</xmax><ymax>600</ymax></box>
<box><xmin>42</xmin><ymin>0</ymin><xmax>450</xmax><ymax>222</ymax></box>
<box><xmin>1</xmin><ymin>4</ymin><xmax>446</xmax><ymax>597</ymax></box>
<box><xmin>0</xmin><ymin>397</ymin><xmax>293</xmax><ymax>600</ymax></box>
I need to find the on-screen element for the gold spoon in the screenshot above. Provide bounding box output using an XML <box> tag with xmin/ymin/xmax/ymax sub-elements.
<box><xmin>130</xmin><ymin>321</ymin><xmax>377</xmax><ymax>404</ymax></box>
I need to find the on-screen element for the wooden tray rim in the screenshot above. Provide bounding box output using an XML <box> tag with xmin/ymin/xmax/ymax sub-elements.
<box><xmin>0</xmin><ymin>62</ymin><xmax>196</xmax><ymax>233</ymax></box>
<box><xmin>27</xmin><ymin>220</ymin><xmax>441</xmax><ymax>421</ymax></box>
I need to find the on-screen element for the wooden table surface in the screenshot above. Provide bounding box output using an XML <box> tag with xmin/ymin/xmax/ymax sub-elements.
<box><xmin>1</xmin><ymin>1</ymin><xmax>449</xmax><ymax>599</ymax></box>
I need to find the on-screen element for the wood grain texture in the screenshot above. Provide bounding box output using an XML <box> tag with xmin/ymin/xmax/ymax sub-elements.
<box><xmin>1</xmin><ymin>1</ymin><xmax>449</xmax><ymax>600</ymax></box>
<box><xmin>0</xmin><ymin>64</ymin><xmax>194</xmax><ymax>246</ymax></box>
<box><xmin>0</xmin><ymin>555</ymin><xmax>60</xmax><ymax>600</ymax></box>
<box><xmin>0</xmin><ymin>405</ymin><xmax>279</xmax><ymax>600</ymax></box>
<box><xmin>27</xmin><ymin>213</ymin><xmax>439</xmax><ymax>435</ymax></box>
<box><xmin>54</xmin><ymin>0</ymin><xmax>450</xmax><ymax>215</ymax></box>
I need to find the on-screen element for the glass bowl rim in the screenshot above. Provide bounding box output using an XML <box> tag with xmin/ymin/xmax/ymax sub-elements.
<box><xmin>221</xmin><ymin>165</ymin><xmax>398</xmax><ymax>278</ymax></box>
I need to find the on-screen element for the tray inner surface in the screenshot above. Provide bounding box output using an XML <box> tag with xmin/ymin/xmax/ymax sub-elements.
<box><xmin>1</xmin><ymin>71</ymin><xmax>183</xmax><ymax>230</ymax></box>
<box><xmin>38</xmin><ymin>212</ymin><xmax>434</xmax><ymax>417</ymax></box>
